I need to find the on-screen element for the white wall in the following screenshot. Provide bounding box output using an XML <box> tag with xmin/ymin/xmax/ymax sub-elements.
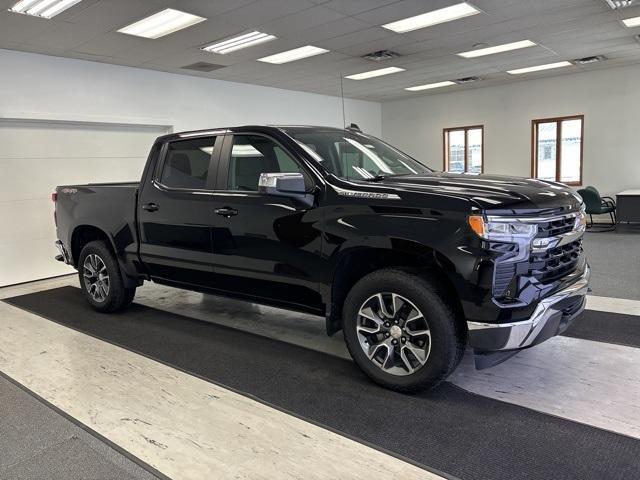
<box><xmin>382</xmin><ymin>64</ymin><xmax>640</xmax><ymax>197</ymax></box>
<box><xmin>0</xmin><ymin>48</ymin><xmax>381</xmax><ymax>285</ymax></box>
<box><xmin>0</xmin><ymin>48</ymin><xmax>381</xmax><ymax>135</ymax></box>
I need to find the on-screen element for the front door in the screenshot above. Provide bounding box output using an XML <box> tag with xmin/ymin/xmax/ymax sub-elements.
<box><xmin>210</xmin><ymin>133</ymin><xmax>324</xmax><ymax>312</ymax></box>
<box><xmin>138</xmin><ymin>135</ymin><xmax>221</xmax><ymax>287</ymax></box>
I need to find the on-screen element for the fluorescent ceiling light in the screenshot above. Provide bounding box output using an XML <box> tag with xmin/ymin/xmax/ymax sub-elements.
<box><xmin>405</xmin><ymin>81</ymin><xmax>456</xmax><ymax>91</ymax></box>
<box><xmin>382</xmin><ymin>2</ymin><xmax>480</xmax><ymax>33</ymax></box>
<box><xmin>457</xmin><ymin>39</ymin><xmax>537</xmax><ymax>58</ymax></box>
<box><xmin>258</xmin><ymin>45</ymin><xmax>328</xmax><ymax>64</ymax></box>
<box><xmin>507</xmin><ymin>61</ymin><xmax>572</xmax><ymax>75</ymax></box>
<box><xmin>10</xmin><ymin>0</ymin><xmax>83</xmax><ymax>18</ymax></box>
<box><xmin>345</xmin><ymin>67</ymin><xmax>405</xmax><ymax>80</ymax></box>
<box><xmin>203</xmin><ymin>31</ymin><xmax>276</xmax><ymax>54</ymax></box>
<box><xmin>622</xmin><ymin>16</ymin><xmax>640</xmax><ymax>27</ymax></box>
<box><xmin>118</xmin><ymin>8</ymin><xmax>206</xmax><ymax>39</ymax></box>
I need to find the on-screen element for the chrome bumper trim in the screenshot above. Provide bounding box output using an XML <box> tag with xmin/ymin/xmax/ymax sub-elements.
<box><xmin>468</xmin><ymin>265</ymin><xmax>590</xmax><ymax>351</ymax></box>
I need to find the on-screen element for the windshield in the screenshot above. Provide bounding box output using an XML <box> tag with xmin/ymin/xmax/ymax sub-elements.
<box><xmin>285</xmin><ymin>130</ymin><xmax>432</xmax><ymax>181</ymax></box>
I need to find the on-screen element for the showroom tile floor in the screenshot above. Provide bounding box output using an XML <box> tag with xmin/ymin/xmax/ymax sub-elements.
<box><xmin>0</xmin><ymin>374</ymin><xmax>160</xmax><ymax>480</ymax></box>
<box><xmin>1</xmin><ymin>230</ymin><xmax>638</xmax><ymax>480</ymax></box>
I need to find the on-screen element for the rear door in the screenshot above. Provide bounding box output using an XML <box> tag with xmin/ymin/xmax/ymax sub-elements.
<box><xmin>209</xmin><ymin>133</ymin><xmax>324</xmax><ymax>312</ymax></box>
<box><xmin>138</xmin><ymin>134</ymin><xmax>222</xmax><ymax>287</ymax></box>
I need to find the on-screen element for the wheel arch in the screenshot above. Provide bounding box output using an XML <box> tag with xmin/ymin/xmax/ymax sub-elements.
<box><xmin>70</xmin><ymin>224</ymin><xmax>116</xmax><ymax>267</ymax></box>
<box><xmin>325</xmin><ymin>240</ymin><xmax>466</xmax><ymax>338</ymax></box>
<box><xmin>71</xmin><ymin>224</ymin><xmax>142</xmax><ymax>288</ymax></box>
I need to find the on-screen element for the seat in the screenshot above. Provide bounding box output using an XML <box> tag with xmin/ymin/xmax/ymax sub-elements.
<box><xmin>577</xmin><ymin>186</ymin><xmax>616</xmax><ymax>231</ymax></box>
<box><xmin>585</xmin><ymin>186</ymin><xmax>617</xmax><ymax>209</ymax></box>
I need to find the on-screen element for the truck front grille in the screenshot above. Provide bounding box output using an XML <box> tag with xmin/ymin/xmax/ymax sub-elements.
<box><xmin>535</xmin><ymin>215</ymin><xmax>576</xmax><ymax>238</ymax></box>
<box><xmin>529</xmin><ymin>239</ymin><xmax>583</xmax><ymax>283</ymax></box>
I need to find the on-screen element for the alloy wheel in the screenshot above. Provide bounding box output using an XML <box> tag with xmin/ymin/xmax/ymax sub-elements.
<box><xmin>356</xmin><ymin>292</ymin><xmax>431</xmax><ymax>376</ymax></box>
<box><xmin>83</xmin><ymin>254</ymin><xmax>110</xmax><ymax>302</ymax></box>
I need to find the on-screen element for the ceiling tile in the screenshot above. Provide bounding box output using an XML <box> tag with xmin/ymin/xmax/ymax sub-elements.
<box><xmin>215</xmin><ymin>0</ymin><xmax>317</xmax><ymax>27</ymax></box>
<box><xmin>258</xmin><ymin>6</ymin><xmax>346</xmax><ymax>36</ymax></box>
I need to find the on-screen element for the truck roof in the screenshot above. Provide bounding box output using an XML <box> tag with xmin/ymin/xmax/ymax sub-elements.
<box><xmin>157</xmin><ymin>125</ymin><xmax>358</xmax><ymax>142</ymax></box>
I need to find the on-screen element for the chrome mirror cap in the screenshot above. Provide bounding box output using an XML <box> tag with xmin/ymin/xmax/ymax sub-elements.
<box><xmin>258</xmin><ymin>172</ymin><xmax>313</xmax><ymax>206</ymax></box>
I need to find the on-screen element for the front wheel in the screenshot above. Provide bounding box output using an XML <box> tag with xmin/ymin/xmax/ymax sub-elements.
<box><xmin>343</xmin><ymin>269</ymin><xmax>463</xmax><ymax>392</ymax></box>
<box><xmin>78</xmin><ymin>240</ymin><xmax>136</xmax><ymax>313</ymax></box>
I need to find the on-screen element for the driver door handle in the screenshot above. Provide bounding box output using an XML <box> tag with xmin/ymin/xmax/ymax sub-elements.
<box><xmin>215</xmin><ymin>207</ymin><xmax>238</xmax><ymax>217</ymax></box>
<box><xmin>142</xmin><ymin>202</ymin><xmax>159</xmax><ymax>212</ymax></box>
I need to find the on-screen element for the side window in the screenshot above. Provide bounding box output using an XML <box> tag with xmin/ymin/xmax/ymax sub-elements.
<box><xmin>228</xmin><ymin>135</ymin><xmax>308</xmax><ymax>191</ymax></box>
<box><xmin>160</xmin><ymin>137</ymin><xmax>217</xmax><ymax>189</ymax></box>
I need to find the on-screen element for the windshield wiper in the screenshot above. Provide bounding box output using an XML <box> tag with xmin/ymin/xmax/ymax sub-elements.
<box><xmin>360</xmin><ymin>173</ymin><xmax>412</xmax><ymax>182</ymax></box>
<box><xmin>361</xmin><ymin>174</ymin><xmax>387</xmax><ymax>182</ymax></box>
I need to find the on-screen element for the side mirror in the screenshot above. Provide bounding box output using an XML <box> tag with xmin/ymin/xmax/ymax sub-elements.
<box><xmin>258</xmin><ymin>173</ymin><xmax>313</xmax><ymax>206</ymax></box>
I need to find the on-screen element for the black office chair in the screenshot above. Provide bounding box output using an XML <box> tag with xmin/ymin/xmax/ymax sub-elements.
<box><xmin>577</xmin><ymin>186</ymin><xmax>616</xmax><ymax>231</ymax></box>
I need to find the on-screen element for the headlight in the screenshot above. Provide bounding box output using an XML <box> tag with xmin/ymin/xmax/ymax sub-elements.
<box><xmin>468</xmin><ymin>215</ymin><xmax>538</xmax><ymax>241</ymax></box>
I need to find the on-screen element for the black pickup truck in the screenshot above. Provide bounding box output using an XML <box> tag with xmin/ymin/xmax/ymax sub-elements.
<box><xmin>54</xmin><ymin>125</ymin><xmax>590</xmax><ymax>391</ymax></box>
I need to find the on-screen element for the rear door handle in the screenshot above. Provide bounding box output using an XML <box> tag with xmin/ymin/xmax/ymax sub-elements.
<box><xmin>142</xmin><ymin>202</ymin><xmax>159</xmax><ymax>212</ymax></box>
<box><xmin>214</xmin><ymin>207</ymin><xmax>238</xmax><ymax>218</ymax></box>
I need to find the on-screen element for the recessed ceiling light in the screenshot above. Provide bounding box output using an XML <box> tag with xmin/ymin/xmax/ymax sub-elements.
<box><xmin>202</xmin><ymin>31</ymin><xmax>277</xmax><ymax>54</ymax></box>
<box><xmin>345</xmin><ymin>67</ymin><xmax>405</xmax><ymax>80</ymax></box>
<box><xmin>382</xmin><ymin>2</ymin><xmax>481</xmax><ymax>33</ymax></box>
<box><xmin>405</xmin><ymin>81</ymin><xmax>456</xmax><ymax>91</ymax></box>
<box><xmin>9</xmin><ymin>0</ymin><xmax>83</xmax><ymax>18</ymax></box>
<box><xmin>457</xmin><ymin>40</ymin><xmax>537</xmax><ymax>58</ymax></box>
<box><xmin>117</xmin><ymin>8</ymin><xmax>206</xmax><ymax>39</ymax></box>
<box><xmin>622</xmin><ymin>15</ymin><xmax>640</xmax><ymax>27</ymax></box>
<box><xmin>507</xmin><ymin>61</ymin><xmax>572</xmax><ymax>75</ymax></box>
<box><xmin>257</xmin><ymin>46</ymin><xmax>328</xmax><ymax>64</ymax></box>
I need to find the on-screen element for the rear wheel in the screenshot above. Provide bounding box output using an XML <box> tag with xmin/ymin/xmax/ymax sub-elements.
<box><xmin>343</xmin><ymin>269</ymin><xmax>463</xmax><ymax>392</ymax></box>
<box><xmin>78</xmin><ymin>240</ymin><xmax>136</xmax><ymax>313</ymax></box>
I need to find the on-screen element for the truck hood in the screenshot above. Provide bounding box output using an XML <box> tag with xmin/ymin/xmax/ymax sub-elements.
<box><xmin>369</xmin><ymin>172</ymin><xmax>582</xmax><ymax>213</ymax></box>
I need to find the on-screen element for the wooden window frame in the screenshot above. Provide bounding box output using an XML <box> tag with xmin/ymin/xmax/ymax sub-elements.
<box><xmin>531</xmin><ymin>115</ymin><xmax>584</xmax><ymax>186</ymax></box>
<box><xmin>443</xmin><ymin>125</ymin><xmax>484</xmax><ymax>173</ymax></box>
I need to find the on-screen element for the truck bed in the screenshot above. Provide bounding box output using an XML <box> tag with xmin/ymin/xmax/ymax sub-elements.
<box><xmin>55</xmin><ymin>181</ymin><xmax>141</xmax><ymax>272</ymax></box>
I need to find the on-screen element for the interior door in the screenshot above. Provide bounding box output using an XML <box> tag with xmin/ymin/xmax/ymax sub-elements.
<box><xmin>210</xmin><ymin>133</ymin><xmax>324</xmax><ymax>311</ymax></box>
<box><xmin>138</xmin><ymin>135</ymin><xmax>221</xmax><ymax>287</ymax></box>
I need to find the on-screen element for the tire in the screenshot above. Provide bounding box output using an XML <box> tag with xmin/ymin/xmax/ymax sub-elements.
<box><xmin>342</xmin><ymin>269</ymin><xmax>463</xmax><ymax>393</ymax></box>
<box><xmin>78</xmin><ymin>240</ymin><xmax>136</xmax><ymax>313</ymax></box>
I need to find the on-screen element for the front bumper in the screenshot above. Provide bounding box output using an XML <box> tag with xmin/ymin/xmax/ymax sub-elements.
<box><xmin>467</xmin><ymin>265</ymin><xmax>590</xmax><ymax>369</ymax></box>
